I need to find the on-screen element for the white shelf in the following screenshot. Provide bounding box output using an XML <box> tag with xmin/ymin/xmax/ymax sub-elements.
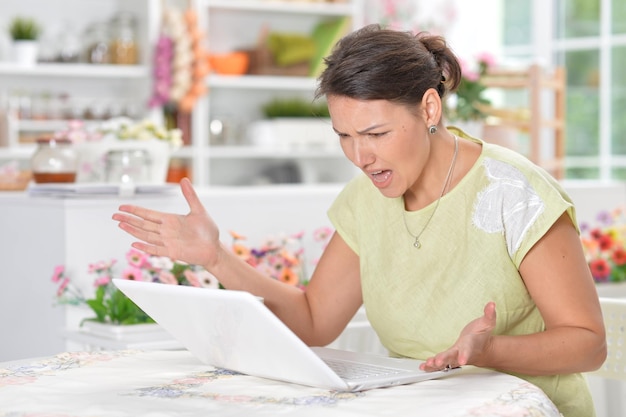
<box><xmin>197</xmin><ymin>0</ymin><xmax>363</xmax><ymax>186</ymax></box>
<box><xmin>207</xmin><ymin>74</ymin><xmax>317</xmax><ymax>90</ymax></box>
<box><xmin>0</xmin><ymin>63</ymin><xmax>149</xmax><ymax>78</ymax></box>
<box><xmin>0</xmin><ymin>145</ymin><xmax>35</xmax><ymax>159</ymax></box>
<box><xmin>17</xmin><ymin>119</ymin><xmax>101</xmax><ymax>132</ymax></box>
<box><xmin>206</xmin><ymin>145</ymin><xmax>344</xmax><ymax>159</ymax></box>
<box><xmin>204</xmin><ymin>0</ymin><xmax>355</xmax><ymax>15</ymax></box>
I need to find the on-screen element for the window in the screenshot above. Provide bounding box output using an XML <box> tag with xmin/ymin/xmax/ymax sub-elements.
<box><xmin>502</xmin><ymin>0</ymin><xmax>626</xmax><ymax>180</ymax></box>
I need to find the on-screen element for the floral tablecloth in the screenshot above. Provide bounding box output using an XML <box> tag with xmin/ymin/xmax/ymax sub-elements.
<box><xmin>0</xmin><ymin>349</ymin><xmax>561</xmax><ymax>417</ymax></box>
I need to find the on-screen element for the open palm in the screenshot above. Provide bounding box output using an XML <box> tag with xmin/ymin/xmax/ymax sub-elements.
<box><xmin>112</xmin><ymin>178</ymin><xmax>221</xmax><ymax>268</ymax></box>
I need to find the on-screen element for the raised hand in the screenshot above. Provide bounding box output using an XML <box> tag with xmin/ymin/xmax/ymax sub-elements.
<box><xmin>420</xmin><ymin>302</ymin><xmax>497</xmax><ymax>372</ymax></box>
<box><xmin>112</xmin><ymin>178</ymin><xmax>221</xmax><ymax>268</ymax></box>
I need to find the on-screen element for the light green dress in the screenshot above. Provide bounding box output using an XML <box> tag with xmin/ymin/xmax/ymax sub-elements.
<box><xmin>327</xmin><ymin>132</ymin><xmax>594</xmax><ymax>417</ymax></box>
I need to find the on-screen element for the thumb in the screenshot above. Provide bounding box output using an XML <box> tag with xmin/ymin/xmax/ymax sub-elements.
<box><xmin>483</xmin><ymin>301</ymin><xmax>497</xmax><ymax>326</ymax></box>
<box><xmin>180</xmin><ymin>178</ymin><xmax>204</xmax><ymax>214</ymax></box>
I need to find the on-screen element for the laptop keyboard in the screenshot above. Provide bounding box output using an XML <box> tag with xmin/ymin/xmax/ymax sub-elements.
<box><xmin>322</xmin><ymin>358</ymin><xmax>408</xmax><ymax>380</ymax></box>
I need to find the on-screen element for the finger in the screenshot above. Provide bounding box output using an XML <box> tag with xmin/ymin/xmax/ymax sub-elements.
<box><xmin>130</xmin><ymin>241</ymin><xmax>170</xmax><ymax>258</ymax></box>
<box><xmin>420</xmin><ymin>350</ymin><xmax>458</xmax><ymax>372</ymax></box>
<box><xmin>180</xmin><ymin>177</ymin><xmax>205</xmax><ymax>214</ymax></box>
<box><xmin>420</xmin><ymin>359</ymin><xmax>455</xmax><ymax>372</ymax></box>
<box><xmin>434</xmin><ymin>350</ymin><xmax>458</xmax><ymax>369</ymax></box>
<box><xmin>113</xmin><ymin>211</ymin><xmax>161</xmax><ymax>235</ymax></box>
<box><xmin>484</xmin><ymin>301</ymin><xmax>497</xmax><ymax>322</ymax></box>
<box><xmin>116</xmin><ymin>204</ymin><xmax>164</xmax><ymax>225</ymax></box>
<box><xmin>117</xmin><ymin>219</ymin><xmax>154</xmax><ymax>243</ymax></box>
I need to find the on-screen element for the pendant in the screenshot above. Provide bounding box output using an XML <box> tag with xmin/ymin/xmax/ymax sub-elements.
<box><xmin>413</xmin><ymin>238</ymin><xmax>421</xmax><ymax>249</ymax></box>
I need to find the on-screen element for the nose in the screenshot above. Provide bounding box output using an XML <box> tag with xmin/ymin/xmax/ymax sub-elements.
<box><xmin>345</xmin><ymin>137</ymin><xmax>375</xmax><ymax>169</ymax></box>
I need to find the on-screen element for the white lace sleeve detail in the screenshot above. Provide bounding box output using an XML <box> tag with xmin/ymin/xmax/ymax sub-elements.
<box><xmin>473</xmin><ymin>159</ymin><xmax>545</xmax><ymax>257</ymax></box>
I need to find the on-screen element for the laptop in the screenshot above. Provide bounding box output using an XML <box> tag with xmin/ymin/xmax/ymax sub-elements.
<box><xmin>113</xmin><ymin>279</ymin><xmax>460</xmax><ymax>391</ymax></box>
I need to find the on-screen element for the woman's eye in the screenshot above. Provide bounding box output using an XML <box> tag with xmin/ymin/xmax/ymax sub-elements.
<box><xmin>369</xmin><ymin>132</ymin><xmax>387</xmax><ymax>138</ymax></box>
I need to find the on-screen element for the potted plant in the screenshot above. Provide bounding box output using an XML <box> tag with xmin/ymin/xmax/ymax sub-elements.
<box><xmin>8</xmin><ymin>16</ymin><xmax>41</xmax><ymax>66</ymax></box>
<box><xmin>445</xmin><ymin>52</ymin><xmax>495</xmax><ymax>137</ymax></box>
<box><xmin>51</xmin><ymin>248</ymin><xmax>217</xmax><ymax>339</ymax></box>
<box><xmin>54</xmin><ymin>118</ymin><xmax>183</xmax><ymax>183</ymax></box>
<box><xmin>248</xmin><ymin>97</ymin><xmax>336</xmax><ymax>151</ymax></box>
<box><xmin>580</xmin><ymin>206</ymin><xmax>626</xmax><ymax>298</ymax></box>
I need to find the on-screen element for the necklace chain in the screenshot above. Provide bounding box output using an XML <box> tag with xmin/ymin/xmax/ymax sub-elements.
<box><xmin>403</xmin><ymin>135</ymin><xmax>459</xmax><ymax>249</ymax></box>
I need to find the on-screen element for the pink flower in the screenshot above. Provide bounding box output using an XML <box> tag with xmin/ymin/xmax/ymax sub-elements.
<box><xmin>291</xmin><ymin>230</ymin><xmax>305</xmax><ymax>240</ymax></box>
<box><xmin>126</xmin><ymin>248</ymin><xmax>148</xmax><ymax>268</ymax></box>
<box><xmin>158</xmin><ymin>270</ymin><xmax>178</xmax><ymax>285</ymax></box>
<box><xmin>463</xmin><ymin>69</ymin><xmax>480</xmax><ymax>82</ymax></box>
<box><xmin>122</xmin><ymin>266</ymin><xmax>143</xmax><ymax>281</ymax></box>
<box><xmin>56</xmin><ymin>277</ymin><xmax>70</xmax><ymax>297</ymax></box>
<box><xmin>313</xmin><ymin>226</ymin><xmax>333</xmax><ymax>242</ymax></box>
<box><xmin>94</xmin><ymin>275</ymin><xmax>111</xmax><ymax>287</ymax></box>
<box><xmin>183</xmin><ymin>269</ymin><xmax>201</xmax><ymax>287</ymax></box>
<box><xmin>383</xmin><ymin>0</ymin><xmax>396</xmax><ymax>16</ymax></box>
<box><xmin>476</xmin><ymin>51</ymin><xmax>497</xmax><ymax>69</ymax></box>
<box><xmin>51</xmin><ymin>265</ymin><xmax>65</xmax><ymax>283</ymax></box>
<box><xmin>88</xmin><ymin>259</ymin><xmax>116</xmax><ymax>274</ymax></box>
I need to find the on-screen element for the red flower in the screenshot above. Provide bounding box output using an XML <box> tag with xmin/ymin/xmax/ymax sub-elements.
<box><xmin>596</xmin><ymin>234</ymin><xmax>614</xmax><ymax>251</ymax></box>
<box><xmin>590</xmin><ymin>228</ymin><xmax>603</xmax><ymax>240</ymax></box>
<box><xmin>611</xmin><ymin>248</ymin><xmax>626</xmax><ymax>266</ymax></box>
<box><xmin>589</xmin><ymin>258</ymin><xmax>611</xmax><ymax>281</ymax></box>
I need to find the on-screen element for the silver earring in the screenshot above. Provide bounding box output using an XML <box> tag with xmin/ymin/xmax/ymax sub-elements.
<box><xmin>429</xmin><ymin>125</ymin><xmax>437</xmax><ymax>134</ymax></box>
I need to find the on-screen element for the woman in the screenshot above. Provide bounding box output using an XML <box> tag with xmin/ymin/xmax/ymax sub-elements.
<box><xmin>113</xmin><ymin>25</ymin><xmax>606</xmax><ymax>416</ymax></box>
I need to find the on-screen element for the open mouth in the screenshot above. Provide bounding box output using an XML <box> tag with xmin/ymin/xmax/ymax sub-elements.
<box><xmin>370</xmin><ymin>169</ymin><xmax>392</xmax><ymax>183</ymax></box>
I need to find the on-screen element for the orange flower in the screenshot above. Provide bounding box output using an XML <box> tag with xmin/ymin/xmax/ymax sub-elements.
<box><xmin>229</xmin><ymin>230</ymin><xmax>247</xmax><ymax>240</ymax></box>
<box><xmin>279</xmin><ymin>248</ymin><xmax>300</xmax><ymax>267</ymax></box>
<box><xmin>278</xmin><ymin>267</ymin><xmax>300</xmax><ymax>286</ymax></box>
<box><xmin>232</xmin><ymin>243</ymin><xmax>251</xmax><ymax>260</ymax></box>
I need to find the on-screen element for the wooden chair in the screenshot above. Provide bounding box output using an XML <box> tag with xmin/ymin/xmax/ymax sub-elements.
<box><xmin>479</xmin><ymin>64</ymin><xmax>566</xmax><ymax>179</ymax></box>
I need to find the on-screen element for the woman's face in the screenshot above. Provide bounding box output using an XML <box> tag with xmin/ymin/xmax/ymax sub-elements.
<box><xmin>327</xmin><ymin>95</ymin><xmax>430</xmax><ymax>199</ymax></box>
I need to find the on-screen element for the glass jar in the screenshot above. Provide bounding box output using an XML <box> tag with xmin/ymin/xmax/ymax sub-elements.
<box><xmin>56</xmin><ymin>21</ymin><xmax>81</xmax><ymax>63</ymax></box>
<box><xmin>31</xmin><ymin>138</ymin><xmax>78</xmax><ymax>183</ymax></box>
<box><xmin>105</xmin><ymin>149</ymin><xmax>151</xmax><ymax>183</ymax></box>
<box><xmin>84</xmin><ymin>22</ymin><xmax>110</xmax><ymax>64</ymax></box>
<box><xmin>109</xmin><ymin>12</ymin><xmax>139</xmax><ymax>65</ymax></box>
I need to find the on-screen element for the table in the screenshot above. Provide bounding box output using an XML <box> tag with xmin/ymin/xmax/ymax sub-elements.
<box><xmin>0</xmin><ymin>349</ymin><xmax>561</xmax><ymax>417</ymax></box>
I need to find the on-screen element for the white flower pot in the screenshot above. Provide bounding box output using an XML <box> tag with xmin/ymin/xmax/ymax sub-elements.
<box><xmin>11</xmin><ymin>40</ymin><xmax>39</xmax><ymax>66</ymax></box>
<box><xmin>80</xmin><ymin>320</ymin><xmax>172</xmax><ymax>342</ymax></box>
<box><xmin>75</xmin><ymin>138</ymin><xmax>171</xmax><ymax>184</ymax></box>
<box><xmin>596</xmin><ymin>282</ymin><xmax>626</xmax><ymax>298</ymax></box>
<box><xmin>247</xmin><ymin>118</ymin><xmax>338</xmax><ymax>151</ymax></box>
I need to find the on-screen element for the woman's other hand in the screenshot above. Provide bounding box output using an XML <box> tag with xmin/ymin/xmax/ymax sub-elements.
<box><xmin>420</xmin><ymin>302</ymin><xmax>496</xmax><ymax>372</ymax></box>
<box><xmin>112</xmin><ymin>178</ymin><xmax>221</xmax><ymax>269</ymax></box>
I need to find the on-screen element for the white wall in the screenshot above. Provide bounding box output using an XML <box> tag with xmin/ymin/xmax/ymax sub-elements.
<box><xmin>447</xmin><ymin>0</ymin><xmax>502</xmax><ymax>63</ymax></box>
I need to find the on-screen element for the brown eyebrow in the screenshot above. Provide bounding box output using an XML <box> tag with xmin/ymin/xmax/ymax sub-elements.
<box><xmin>333</xmin><ymin>123</ymin><xmax>388</xmax><ymax>135</ymax></box>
